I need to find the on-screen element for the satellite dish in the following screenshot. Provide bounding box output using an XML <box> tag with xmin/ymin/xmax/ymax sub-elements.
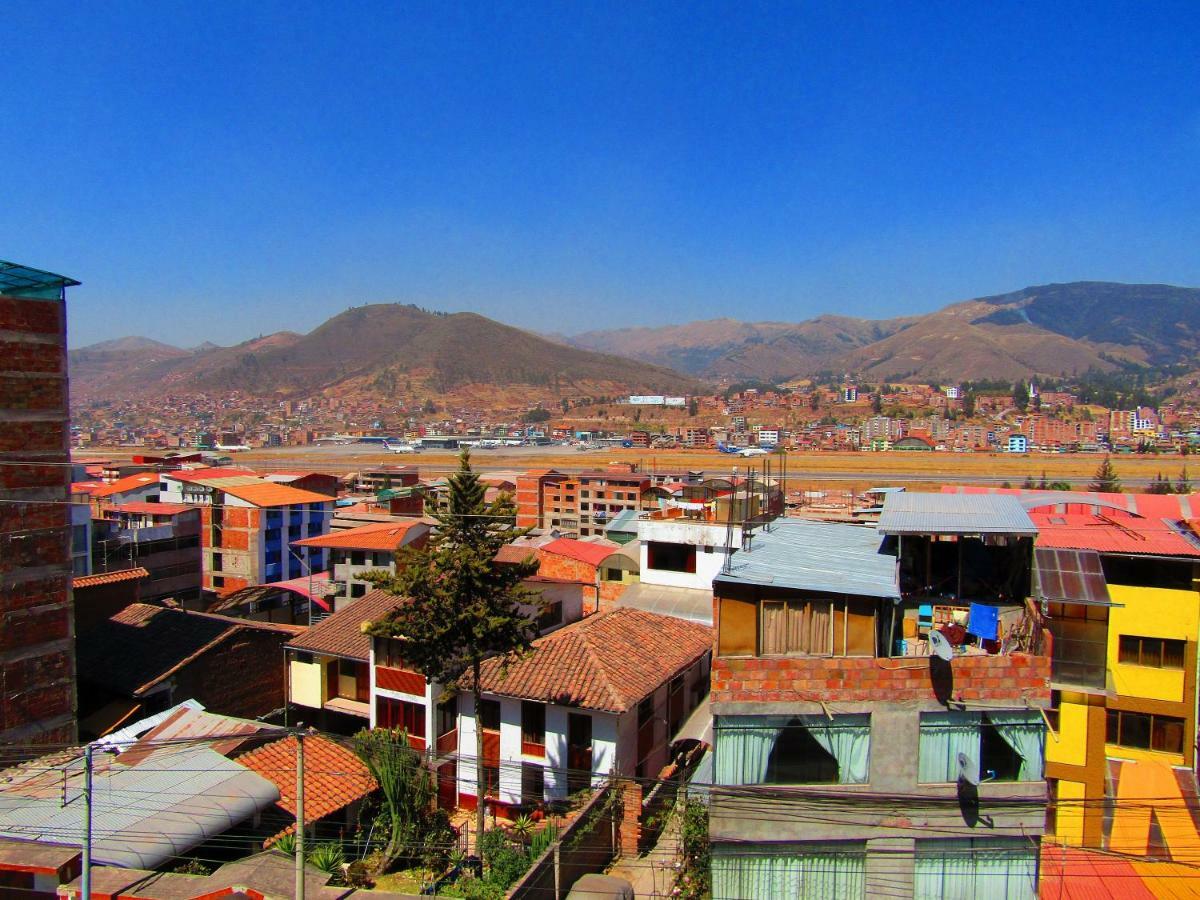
<box><xmin>957</xmin><ymin>751</ymin><xmax>980</xmax><ymax>786</ymax></box>
<box><xmin>929</xmin><ymin>629</ymin><xmax>954</xmax><ymax>661</ymax></box>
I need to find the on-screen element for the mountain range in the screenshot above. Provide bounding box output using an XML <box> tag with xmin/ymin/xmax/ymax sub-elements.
<box><xmin>70</xmin><ymin>282</ymin><xmax>1200</xmax><ymax>404</ymax></box>
<box><xmin>569</xmin><ymin>282</ymin><xmax>1200</xmax><ymax>383</ymax></box>
<box><xmin>69</xmin><ymin>304</ymin><xmax>699</xmax><ymax>405</ymax></box>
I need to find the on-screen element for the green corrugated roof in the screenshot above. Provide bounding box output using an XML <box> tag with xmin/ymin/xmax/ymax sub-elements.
<box><xmin>0</xmin><ymin>261</ymin><xmax>80</xmax><ymax>299</ymax></box>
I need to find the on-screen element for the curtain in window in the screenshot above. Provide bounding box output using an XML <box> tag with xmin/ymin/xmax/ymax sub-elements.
<box><xmin>914</xmin><ymin>840</ymin><xmax>1037</xmax><ymax>900</ymax></box>
<box><xmin>918</xmin><ymin>712</ymin><xmax>981</xmax><ymax>783</ymax></box>
<box><xmin>712</xmin><ymin>846</ymin><xmax>864</xmax><ymax>900</ymax></box>
<box><xmin>988</xmin><ymin>712</ymin><xmax>1044</xmax><ymax>782</ymax></box>
<box><xmin>802</xmin><ymin>714</ymin><xmax>871</xmax><ymax>784</ymax></box>
<box><xmin>714</xmin><ymin>716</ymin><xmax>783</xmax><ymax>786</ymax></box>
<box><xmin>792</xmin><ymin>601</ymin><xmax>833</xmax><ymax>654</ymax></box>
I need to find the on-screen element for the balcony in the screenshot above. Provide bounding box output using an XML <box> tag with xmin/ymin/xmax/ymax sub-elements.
<box><xmin>436</xmin><ymin>728</ymin><xmax>458</xmax><ymax>756</ymax></box>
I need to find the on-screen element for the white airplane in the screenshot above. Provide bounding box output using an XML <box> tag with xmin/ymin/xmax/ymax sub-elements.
<box><xmin>737</xmin><ymin>447</ymin><xmax>770</xmax><ymax>457</ymax></box>
<box><xmin>385</xmin><ymin>442</ymin><xmax>421</xmax><ymax>454</ymax></box>
<box><xmin>215</xmin><ymin>443</ymin><xmax>252</xmax><ymax>452</ymax></box>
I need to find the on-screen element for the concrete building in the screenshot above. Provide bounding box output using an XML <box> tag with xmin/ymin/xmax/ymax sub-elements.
<box><xmin>0</xmin><ymin>261</ymin><xmax>79</xmax><ymax>745</ymax></box>
<box><xmin>516</xmin><ymin>468</ymin><xmax>656</xmax><ymax>537</ymax></box>
<box><xmin>291</xmin><ymin>519</ymin><xmax>432</xmax><ymax>609</ymax></box>
<box><xmin>92</xmin><ymin>503</ymin><xmax>203</xmax><ymax>607</ymax></box>
<box><xmin>709</xmin><ymin>498</ymin><xmax>1051</xmax><ymax>898</ymax></box>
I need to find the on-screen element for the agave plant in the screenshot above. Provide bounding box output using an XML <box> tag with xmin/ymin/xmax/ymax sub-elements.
<box><xmin>509</xmin><ymin>813</ymin><xmax>535</xmax><ymax>841</ymax></box>
<box><xmin>273</xmin><ymin>833</ymin><xmax>297</xmax><ymax>855</ymax></box>
<box><xmin>306</xmin><ymin>842</ymin><xmax>346</xmax><ymax>875</ymax></box>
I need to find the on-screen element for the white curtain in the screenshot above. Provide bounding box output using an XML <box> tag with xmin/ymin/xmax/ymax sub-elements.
<box><xmin>714</xmin><ymin>716</ymin><xmax>783</xmax><ymax>786</ymax></box>
<box><xmin>801</xmin><ymin>714</ymin><xmax>871</xmax><ymax>784</ymax></box>
<box><xmin>987</xmin><ymin>712</ymin><xmax>1044</xmax><ymax>782</ymax></box>
<box><xmin>918</xmin><ymin>712</ymin><xmax>981</xmax><ymax>783</ymax></box>
<box><xmin>712</xmin><ymin>845</ymin><xmax>865</xmax><ymax>900</ymax></box>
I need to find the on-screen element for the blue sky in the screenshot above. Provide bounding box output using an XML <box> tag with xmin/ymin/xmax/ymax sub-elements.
<box><xmin>4</xmin><ymin>1</ymin><xmax>1199</xmax><ymax>347</ymax></box>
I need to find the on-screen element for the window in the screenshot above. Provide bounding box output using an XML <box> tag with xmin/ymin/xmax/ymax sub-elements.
<box><xmin>718</xmin><ymin>596</ymin><xmax>757</xmax><ymax>656</ymax></box>
<box><xmin>1106</xmin><ymin>709</ymin><xmax>1184</xmax><ymax>754</ymax></box>
<box><xmin>538</xmin><ymin>601</ymin><xmax>562</xmax><ymax>631</ymax></box>
<box><xmin>918</xmin><ymin>711</ymin><xmax>1044</xmax><ymax>783</ymax></box>
<box><xmin>522</xmin><ymin>701</ymin><xmax>545</xmax><ymax>755</ymax></box>
<box><xmin>1118</xmin><ymin>635</ymin><xmax>1185</xmax><ymax>669</ymax></box>
<box><xmin>350</xmin><ymin>582</ymin><xmax>367</xmax><ymax>599</ymax></box>
<box><xmin>647</xmin><ymin>541</ymin><xmax>697</xmax><ymax>573</ymax></box>
<box><xmin>350</xmin><ymin>550</ymin><xmax>367</xmax><ymax>567</ymax></box>
<box><xmin>376</xmin><ymin>697</ymin><xmax>425</xmax><ymax>737</ymax></box>
<box><xmin>373</xmin><ymin>551</ymin><xmax>392</xmax><ymax>567</ymax></box>
<box><xmin>712</xmin><ymin>842</ymin><xmax>865</xmax><ymax>899</ymax></box>
<box><xmin>522</xmin><ymin>763</ymin><xmax>546</xmax><ymax>805</ymax></box>
<box><xmin>913</xmin><ymin>838</ymin><xmax>1037</xmax><ymax>899</ymax></box>
<box><xmin>479</xmin><ymin>698</ymin><xmax>502</xmax><ymax>731</ymax></box>
<box><xmin>376</xmin><ymin>637</ymin><xmax>406</xmax><ymax>669</ymax></box>
<box><xmin>212</xmin><ymin>552</ymin><xmax>224</xmax><ymax>571</ymax></box>
<box><xmin>714</xmin><ymin>715</ymin><xmax>870</xmax><ymax>785</ymax></box>
<box><xmin>337</xmin><ymin>658</ymin><xmax>369</xmax><ymax>702</ymax></box>
<box><xmin>760</xmin><ymin>597</ymin><xmax>876</xmax><ymax>657</ymax></box>
<box><xmin>212</xmin><ymin>575</ymin><xmax>224</xmax><ymax>588</ymax></box>
<box><xmin>437</xmin><ymin>700</ymin><xmax>456</xmax><ymax>737</ymax></box>
<box><xmin>602</xmin><ymin>567</ymin><xmax>625</xmax><ymax>582</ymax></box>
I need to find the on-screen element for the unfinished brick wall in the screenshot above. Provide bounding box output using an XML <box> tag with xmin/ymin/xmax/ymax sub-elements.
<box><xmin>171</xmin><ymin>627</ymin><xmax>294</xmax><ymax>719</ymax></box>
<box><xmin>0</xmin><ymin>291</ymin><xmax>75</xmax><ymax>743</ymax></box>
<box><xmin>712</xmin><ymin>652</ymin><xmax>1051</xmax><ymax>705</ymax></box>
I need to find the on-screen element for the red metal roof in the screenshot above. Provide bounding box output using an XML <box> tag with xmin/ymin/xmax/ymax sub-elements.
<box><xmin>1038</xmin><ymin>846</ymin><xmax>1154</xmax><ymax>899</ymax></box>
<box><xmin>540</xmin><ymin>537</ymin><xmax>621</xmax><ymax>568</ymax></box>
<box><xmin>91</xmin><ymin>473</ymin><xmax>161</xmax><ymax>499</ymax></box>
<box><xmin>1031</xmin><ymin>512</ymin><xmax>1200</xmax><ymax>557</ymax></box>
<box><xmin>292</xmin><ymin>519</ymin><xmax>429</xmax><ymax>551</ymax></box>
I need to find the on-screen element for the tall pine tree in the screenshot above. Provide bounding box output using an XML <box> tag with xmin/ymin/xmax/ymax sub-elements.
<box><xmin>1088</xmin><ymin>455</ymin><xmax>1121</xmax><ymax>493</ymax></box>
<box><xmin>365</xmin><ymin>450</ymin><xmax>540</xmax><ymax>843</ymax></box>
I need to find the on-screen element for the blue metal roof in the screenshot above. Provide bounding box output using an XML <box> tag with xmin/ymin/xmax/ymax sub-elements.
<box><xmin>714</xmin><ymin>518</ymin><xmax>899</xmax><ymax>599</ymax></box>
<box><xmin>0</xmin><ymin>260</ymin><xmax>80</xmax><ymax>299</ymax></box>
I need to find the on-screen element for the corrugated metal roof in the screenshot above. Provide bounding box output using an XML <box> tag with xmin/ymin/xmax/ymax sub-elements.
<box><xmin>615</xmin><ymin>582</ymin><xmax>713</xmax><ymax>624</ymax></box>
<box><xmin>1031</xmin><ymin>512</ymin><xmax>1200</xmax><ymax>557</ymax></box>
<box><xmin>0</xmin><ymin>745</ymin><xmax>278</xmax><ymax>869</ymax></box>
<box><xmin>878</xmin><ymin>492</ymin><xmax>1038</xmax><ymax>536</ymax></box>
<box><xmin>715</xmin><ymin>518</ymin><xmax>900</xmax><ymax>599</ymax></box>
<box><xmin>605</xmin><ymin>508</ymin><xmax>640</xmax><ymax>534</ymax></box>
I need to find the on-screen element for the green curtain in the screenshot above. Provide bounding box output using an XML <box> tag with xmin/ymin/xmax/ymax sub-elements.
<box><xmin>914</xmin><ymin>839</ymin><xmax>1037</xmax><ymax>900</ymax></box>
<box><xmin>987</xmin><ymin>712</ymin><xmax>1044</xmax><ymax>781</ymax></box>
<box><xmin>801</xmin><ymin>714</ymin><xmax>871</xmax><ymax>784</ymax></box>
<box><xmin>713</xmin><ymin>716</ymin><xmax>783</xmax><ymax>786</ymax></box>
<box><xmin>918</xmin><ymin>711</ymin><xmax>981</xmax><ymax>783</ymax></box>
<box><xmin>712</xmin><ymin>845</ymin><xmax>865</xmax><ymax>900</ymax></box>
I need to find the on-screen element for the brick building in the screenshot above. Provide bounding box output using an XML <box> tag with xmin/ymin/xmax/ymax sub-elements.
<box><xmin>0</xmin><ymin>261</ymin><xmax>79</xmax><ymax>745</ymax></box>
<box><xmin>515</xmin><ymin>468</ymin><xmax>657</xmax><ymax>537</ymax></box>
<box><xmin>709</xmin><ymin>500</ymin><xmax>1050</xmax><ymax>898</ymax></box>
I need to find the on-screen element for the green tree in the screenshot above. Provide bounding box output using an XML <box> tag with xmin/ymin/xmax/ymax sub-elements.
<box><xmin>1176</xmin><ymin>466</ymin><xmax>1191</xmax><ymax>494</ymax></box>
<box><xmin>352</xmin><ymin>728</ymin><xmax>436</xmax><ymax>872</ymax></box>
<box><xmin>365</xmin><ymin>450</ymin><xmax>540</xmax><ymax>843</ymax></box>
<box><xmin>1088</xmin><ymin>455</ymin><xmax>1121</xmax><ymax>493</ymax></box>
<box><xmin>961</xmin><ymin>392</ymin><xmax>976</xmax><ymax>418</ymax></box>
<box><xmin>1038</xmin><ymin>470</ymin><xmax>1048</xmax><ymax>491</ymax></box>
<box><xmin>1147</xmin><ymin>472</ymin><xmax>1174</xmax><ymax>495</ymax></box>
<box><xmin>688</xmin><ymin>398</ymin><xmax>699</xmax><ymax>417</ymax></box>
<box><xmin>871</xmin><ymin>392</ymin><xmax>883</xmax><ymax>414</ymax></box>
<box><xmin>524</xmin><ymin>407</ymin><xmax>551</xmax><ymax>423</ymax></box>
<box><xmin>1012</xmin><ymin>382</ymin><xmax>1029</xmax><ymax>413</ymax></box>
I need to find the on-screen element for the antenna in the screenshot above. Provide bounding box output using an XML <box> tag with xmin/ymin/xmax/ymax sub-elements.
<box><xmin>928</xmin><ymin>629</ymin><xmax>954</xmax><ymax>661</ymax></box>
<box><xmin>957</xmin><ymin>751</ymin><xmax>980</xmax><ymax>787</ymax></box>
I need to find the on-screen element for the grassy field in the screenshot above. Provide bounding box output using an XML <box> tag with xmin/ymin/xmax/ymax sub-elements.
<box><xmin>86</xmin><ymin>444</ymin><xmax>1195</xmax><ymax>492</ymax></box>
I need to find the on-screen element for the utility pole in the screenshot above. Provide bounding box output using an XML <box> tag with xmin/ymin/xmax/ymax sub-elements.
<box><xmin>81</xmin><ymin>744</ymin><xmax>94</xmax><ymax>899</ymax></box>
<box><xmin>295</xmin><ymin>730</ymin><xmax>305</xmax><ymax>900</ymax></box>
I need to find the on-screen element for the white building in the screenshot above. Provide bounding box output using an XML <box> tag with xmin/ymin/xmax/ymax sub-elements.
<box><xmin>454</xmin><ymin>608</ymin><xmax>711</xmax><ymax>815</ymax></box>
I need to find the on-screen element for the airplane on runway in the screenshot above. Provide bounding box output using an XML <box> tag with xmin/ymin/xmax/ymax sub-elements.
<box><xmin>215</xmin><ymin>443</ymin><xmax>252</xmax><ymax>452</ymax></box>
<box><xmin>716</xmin><ymin>441</ymin><xmax>772</xmax><ymax>457</ymax></box>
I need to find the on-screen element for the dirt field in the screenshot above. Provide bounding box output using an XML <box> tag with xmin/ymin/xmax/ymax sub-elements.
<box><xmin>85</xmin><ymin>444</ymin><xmax>1194</xmax><ymax>492</ymax></box>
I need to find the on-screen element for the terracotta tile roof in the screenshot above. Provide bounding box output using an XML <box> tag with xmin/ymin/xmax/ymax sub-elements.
<box><xmin>285</xmin><ymin>589</ymin><xmax>405</xmax><ymax>660</ymax></box>
<box><xmin>468</xmin><ymin>608</ymin><xmax>712</xmax><ymax>713</ymax></box>
<box><xmin>91</xmin><ymin>472</ymin><xmax>160</xmax><ymax>499</ymax></box>
<box><xmin>77</xmin><ymin>603</ymin><xmax>302</xmax><ymax>696</ymax></box>
<box><xmin>236</xmin><ymin>735</ymin><xmax>376</xmax><ymax>845</ymax></box>
<box><xmin>292</xmin><ymin>519</ymin><xmax>430</xmax><ymax>551</ymax></box>
<box><xmin>70</xmin><ymin>480</ymin><xmax>105</xmax><ymax>495</ymax></box>
<box><xmin>540</xmin><ymin>537</ymin><xmax>620</xmax><ymax>568</ymax></box>
<box><xmin>73</xmin><ymin>567</ymin><xmax>150</xmax><ymax>589</ymax></box>
<box><xmin>105</xmin><ymin>501</ymin><xmax>195</xmax><ymax>516</ymax></box>
<box><xmin>214</xmin><ymin>481</ymin><xmax>335</xmax><ymax>508</ymax></box>
<box><xmin>495</xmin><ymin>544</ymin><xmax>539</xmax><ymax>565</ymax></box>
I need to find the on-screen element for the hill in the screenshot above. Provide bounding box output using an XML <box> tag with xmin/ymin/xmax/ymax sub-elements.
<box><xmin>571</xmin><ymin>282</ymin><xmax>1200</xmax><ymax>382</ymax></box>
<box><xmin>69</xmin><ymin>305</ymin><xmax>699</xmax><ymax>403</ymax></box>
